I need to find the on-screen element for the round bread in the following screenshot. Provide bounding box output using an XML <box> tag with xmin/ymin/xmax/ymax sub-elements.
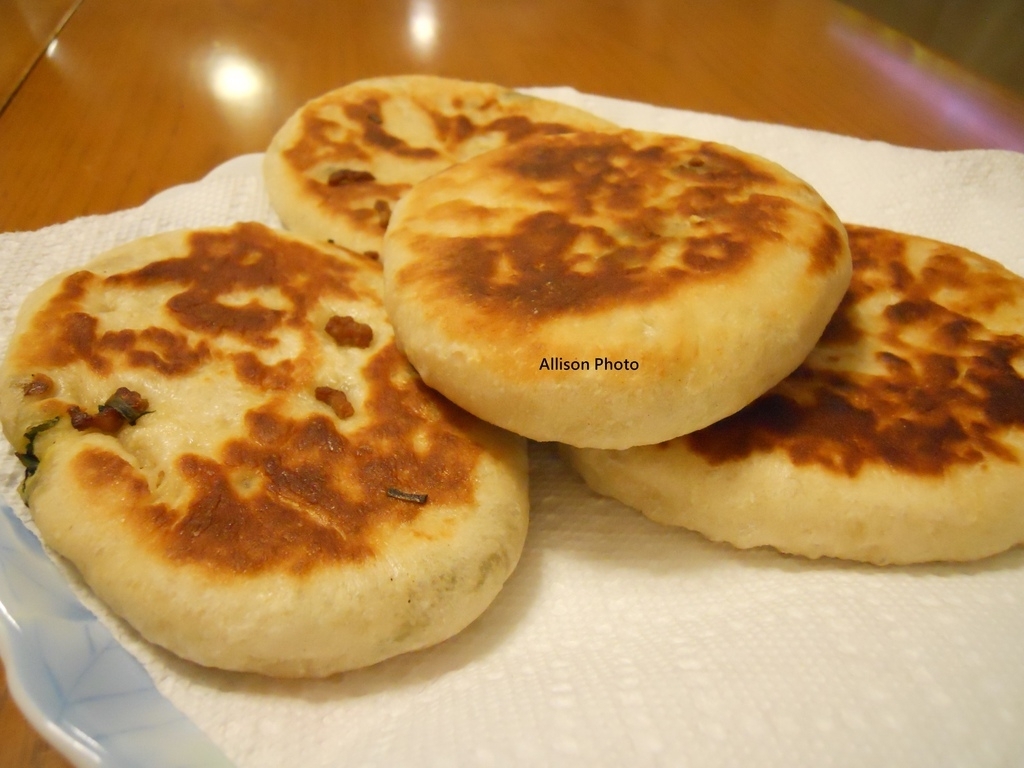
<box><xmin>381</xmin><ymin>129</ymin><xmax>852</xmax><ymax>449</ymax></box>
<box><xmin>565</xmin><ymin>225</ymin><xmax>1024</xmax><ymax>565</ymax></box>
<box><xmin>263</xmin><ymin>74</ymin><xmax>616</xmax><ymax>254</ymax></box>
<box><xmin>0</xmin><ymin>222</ymin><xmax>529</xmax><ymax>677</ymax></box>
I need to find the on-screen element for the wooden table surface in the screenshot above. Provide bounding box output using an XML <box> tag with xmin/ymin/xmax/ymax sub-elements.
<box><xmin>2</xmin><ymin>0</ymin><xmax>1024</xmax><ymax>764</ymax></box>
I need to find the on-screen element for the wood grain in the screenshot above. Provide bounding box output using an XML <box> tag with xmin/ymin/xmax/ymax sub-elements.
<box><xmin>1</xmin><ymin>0</ymin><xmax>1023</xmax><ymax>764</ymax></box>
<box><xmin>0</xmin><ymin>0</ymin><xmax>80</xmax><ymax>110</ymax></box>
<box><xmin>1</xmin><ymin>0</ymin><xmax>1023</xmax><ymax>234</ymax></box>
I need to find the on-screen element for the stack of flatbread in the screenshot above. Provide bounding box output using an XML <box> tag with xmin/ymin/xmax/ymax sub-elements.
<box><xmin>2</xmin><ymin>74</ymin><xmax>1022</xmax><ymax>679</ymax></box>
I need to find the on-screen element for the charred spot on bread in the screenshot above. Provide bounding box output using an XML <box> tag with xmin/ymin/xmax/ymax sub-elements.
<box><xmin>328</xmin><ymin>168</ymin><xmax>376</xmax><ymax>186</ymax></box>
<box><xmin>69</xmin><ymin>387</ymin><xmax>151</xmax><ymax>435</ymax></box>
<box><xmin>325</xmin><ymin>315</ymin><xmax>374</xmax><ymax>348</ymax></box>
<box><xmin>315</xmin><ymin>385</ymin><xmax>355</xmax><ymax>419</ymax></box>
<box><xmin>23</xmin><ymin>373</ymin><xmax>55</xmax><ymax>397</ymax></box>
<box><xmin>374</xmin><ymin>199</ymin><xmax>392</xmax><ymax>229</ymax></box>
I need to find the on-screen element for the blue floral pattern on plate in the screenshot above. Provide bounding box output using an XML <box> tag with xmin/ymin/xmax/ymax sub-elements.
<box><xmin>0</xmin><ymin>502</ymin><xmax>232</xmax><ymax>767</ymax></box>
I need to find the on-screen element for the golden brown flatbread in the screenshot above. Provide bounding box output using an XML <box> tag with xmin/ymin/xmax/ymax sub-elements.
<box><xmin>381</xmin><ymin>129</ymin><xmax>852</xmax><ymax>449</ymax></box>
<box><xmin>0</xmin><ymin>222</ymin><xmax>529</xmax><ymax>677</ymax></box>
<box><xmin>565</xmin><ymin>225</ymin><xmax>1024</xmax><ymax>564</ymax></box>
<box><xmin>263</xmin><ymin>74</ymin><xmax>616</xmax><ymax>254</ymax></box>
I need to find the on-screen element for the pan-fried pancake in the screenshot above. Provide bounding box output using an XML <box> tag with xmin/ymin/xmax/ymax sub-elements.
<box><xmin>263</xmin><ymin>74</ymin><xmax>616</xmax><ymax>254</ymax></box>
<box><xmin>381</xmin><ymin>129</ymin><xmax>852</xmax><ymax>449</ymax></box>
<box><xmin>0</xmin><ymin>222</ymin><xmax>529</xmax><ymax>677</ymax></box>
<box><xmin>565</xmin><ymin>225</ymin><xmax>1024</xmax><ymax>565</ymax></box>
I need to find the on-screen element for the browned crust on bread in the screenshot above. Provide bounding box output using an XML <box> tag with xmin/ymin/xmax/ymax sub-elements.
<box><xmin>392</xmin><ymin>131</ymin><xmax>846</xmax><ymax>327</ymax></box>
<box><xmin>684</xmin><ymin>224</ymin><xmax>1024</xmax><ymax>476</ymax></box>
<box><xmin>9</xmin><ymin>223</ymin><xmax>486</xmax><ymax>575</ymax></box>
<box><xmin>268</xmin><ymin>75</ymin><xmax>617</xmax><ymax>249</ymax></box>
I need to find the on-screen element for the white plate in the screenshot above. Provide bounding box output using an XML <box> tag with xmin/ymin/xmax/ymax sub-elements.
<box><xmin>0</xmin><ymin>502</ymin><xmax>231</xmax><ymax>768</ymax></box>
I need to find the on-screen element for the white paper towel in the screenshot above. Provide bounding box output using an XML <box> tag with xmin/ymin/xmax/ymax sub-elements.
<box><xmin>1</xmin><ymin>89</ymin><xmax>1023</xmax><ymax>768</ymax></box>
